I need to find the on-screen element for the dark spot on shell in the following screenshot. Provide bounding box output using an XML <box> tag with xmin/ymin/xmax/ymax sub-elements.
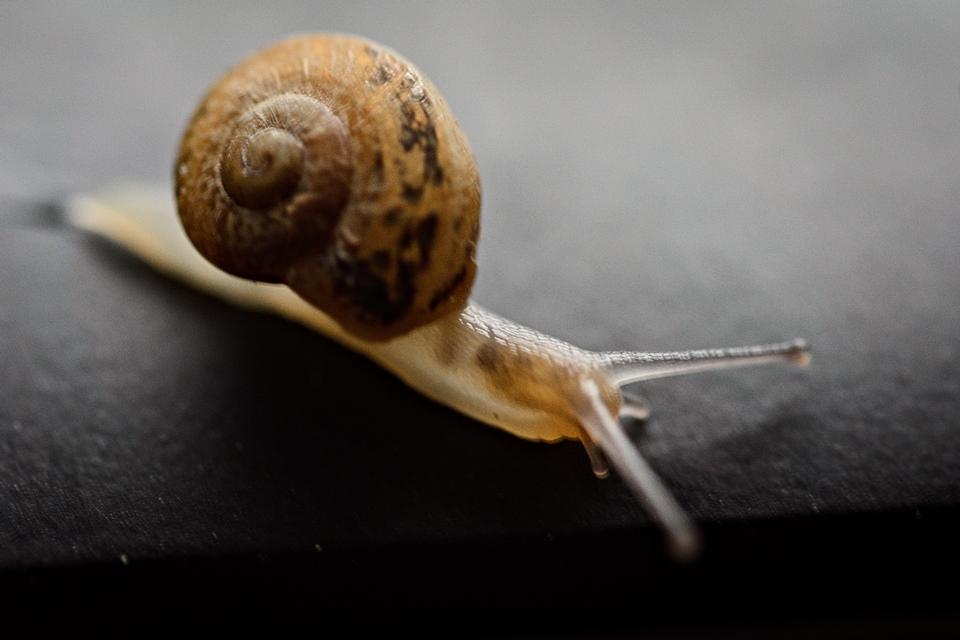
<box><xmin>402</xmin><ymin>183</ymin><xmax>424</xmax><ymax>203</ymax></box>
<box><xmin>372</xmin><ymin>250</ymin><xmax>390</xmax><ymax>270</ymax></box>
<box><xmin>331</xmin><ymin>254</ymin><xmax>415</xmax><ymax>326</ymax></box>
<box><xmin>400</xmin><ymin>225</ymin><xmax>414</xmax><ymax>249</ymax></box>
<box><xmin>429</xmin><ymin>266</ymin><xmax>467</xmax><ymax>311</ymax></box>
<box><xmin>399</xmin><ymin>127</ymin><xmax>418</xmax><ymax>152</ymax></box>
<box><xmin>372</xmin><ymin>152</ymin><xmax>384</xmax><ymax>181</ymax></box>
<box><xmin>453</xmin><ymin>216</ymin><xmax>463</xmax><ymax>232</ymax></box>
<box><xmin>364</xmin><ymin>45</ymin><xmax>379</xmax><ymax>59</ymax></box>
<box><xmin>392</xmin><ymin>261</ymin><xmax>418</xmax><ymax>320</ymax></box>
<box><xmin>399</xmin><ymin>100</ymin><xmax>417</xmax><ymax>121</ymax></box>
<box><xmin>395</xmin><ymin>93</ymin><xmax>443</xmax><ymax>197</ymax></box>
<box><xmin>415</xmin><ymin>213</ymin><xmax>438</xmax><ymax>268</ymax></box>
<box><xmin>370</xmin><ymin>63</ymin><xmax>394</xmax><ymax>86</ymax></box>
<box><xmin>422</xmin><ymin>135</ymin><xmax>441</xmax><ymax>184</ymax></box>
<box><xmin>383</xmin><ymin>207</ymin><xmax>402</xmax><ymax>226</ymax></box>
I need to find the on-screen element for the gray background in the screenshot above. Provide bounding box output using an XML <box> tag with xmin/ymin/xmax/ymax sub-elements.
<box><xmin>2</xmin><ymin>1</ymin><xmax>960</xmax><ymax>565</ymax></box>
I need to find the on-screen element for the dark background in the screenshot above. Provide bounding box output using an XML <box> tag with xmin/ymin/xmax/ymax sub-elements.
<box><xmin>1</xmin><ymin>1</ymin><xmax>959</xmax><ymax>633</ymax></box>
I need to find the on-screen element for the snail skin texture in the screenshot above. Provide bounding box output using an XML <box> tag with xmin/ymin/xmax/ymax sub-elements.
<box><xmin>69</xmin><ymin>33</ymin><xmax>810</xmax><ymax>561</ymax></box>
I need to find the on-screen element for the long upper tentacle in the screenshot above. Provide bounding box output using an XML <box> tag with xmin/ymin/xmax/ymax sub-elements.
<box><xmin>599</xmin><ymin>340</ymin><xmax>810</xmax><ymax>386</ymax></box>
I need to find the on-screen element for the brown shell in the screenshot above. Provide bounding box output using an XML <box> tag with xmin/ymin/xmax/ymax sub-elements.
<box><xmin>175</xmin><ymin>34</ymin><xmax>481</xmax><ymax>341</ymax></box>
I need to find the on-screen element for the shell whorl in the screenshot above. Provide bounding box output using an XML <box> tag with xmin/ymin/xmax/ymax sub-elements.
<box><xmin>175</xmin><ymin>35</ymin><xmax>481</xmax><ymax>341</ymax></box>
<box><xmin>221</xmin><ymin>126</ymin><xmax>304</xmax><ymax>209</ymax></box>
<box><xmin>207</xmin><ymin>93</ymin><xmax>353</xmax><ymax>278</ymax></box>
<box><xmin>219</xmin><ymin>94</ymin><xmax>349</xmax><ymax>212</ymax></box>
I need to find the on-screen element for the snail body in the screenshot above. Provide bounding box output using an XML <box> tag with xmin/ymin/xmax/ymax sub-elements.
<box><xmin>70</xmin><ymin>34</ymin><xmax>810</xmax><ymax>560</ymax></box>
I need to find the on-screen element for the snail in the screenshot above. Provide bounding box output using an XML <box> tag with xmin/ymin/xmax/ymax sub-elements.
<box><xmin>69</xmin><ymin>33</ymin><xmax>810</xmax><ymax>561</ymax></box>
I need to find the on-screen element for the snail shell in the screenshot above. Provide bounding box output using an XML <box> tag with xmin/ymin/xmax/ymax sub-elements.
<box><xmin>175</xmin><ymin>34</ymin><xmax>481</xmax><ymax>340</ymax></box>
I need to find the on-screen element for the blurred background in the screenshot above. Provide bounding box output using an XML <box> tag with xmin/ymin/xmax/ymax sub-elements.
<box><xmin>1</xmin><ymin>1</ymin><xmax>959</xmax><ymax>632</ymax></box>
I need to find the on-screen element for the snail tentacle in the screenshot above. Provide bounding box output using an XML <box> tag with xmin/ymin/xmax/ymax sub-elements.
<box><xmin>598</xmin><ymin>341</ymin><xmax>810</xmax><ymax>386</ymax></box>
<box><xmin>577</xmin><ymin>378</ymin><xmax>701</xmax><ymax>562</ymax></box>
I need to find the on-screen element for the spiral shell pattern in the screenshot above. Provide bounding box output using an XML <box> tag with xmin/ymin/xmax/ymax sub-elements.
<box><xmin>175</xmin><ymin>34</ymin><xmax>481</xmax><ymax>340</ymax></box>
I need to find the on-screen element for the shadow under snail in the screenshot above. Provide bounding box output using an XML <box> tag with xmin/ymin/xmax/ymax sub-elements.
<box><xmin>69</xmin><ymin>33</ymin><xmax>810</xmax><ymax>561</ymax></box>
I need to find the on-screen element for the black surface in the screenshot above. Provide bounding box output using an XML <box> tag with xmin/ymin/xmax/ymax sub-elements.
<box><xmin>2</xmin><ymin>1</ymin><xmax>960</xmax><ymax>633</ymax></box>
